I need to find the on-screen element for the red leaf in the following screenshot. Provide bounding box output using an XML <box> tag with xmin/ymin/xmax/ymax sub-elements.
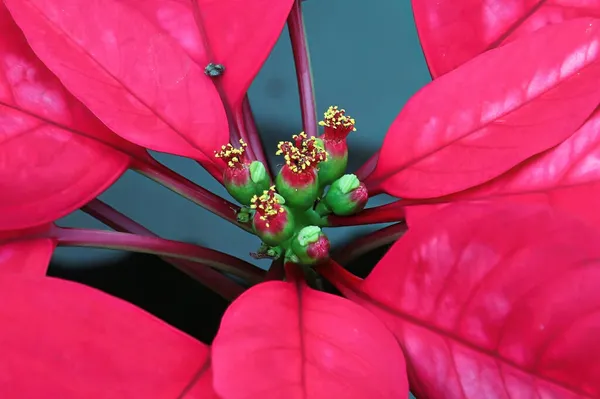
<box><xmin>413</xmin><ymin>0</ymin><xmax>600</xmax><ymax>77</ymax></box>
<box><xmin>123</xmin><ymin>0</ymin><xmax>294</xmax><ymax>110</ymax></box>
<box><xmin>364</xmin><ymin>19</ymin><xmax>600</xmax><ymax>198</ymax></box>
<box><xmin>406</xmin><ymin>108</ymin><xmax>600</xmax><ymax>227</ymax></box>
<box><xmin>325</xmin><ymin>202</ymin><xmax>600</xmax><ymax>398</ymax></box>
<box><xmin>0</xmin><ymin>273</ymin><xmax>218</xmax><ymax>398</ymax></box>
<box><xmin>211</xmin><ymin>279</ymin><xmax>408</xmax><ymax>398</ymax></box>
<box><xmin>0</xmin><ymin>5</ymin><xmax>144</xmax><ymax>230</ymax></box>
<box><xmin>4</xmin><ymin>0</ymin><xmax>229</xmax><ymax>163</ymax></box>
<box><xmin>0</xmin><ymin>237</ymin><xmax>55</xmax><ymax>275</ymax></box>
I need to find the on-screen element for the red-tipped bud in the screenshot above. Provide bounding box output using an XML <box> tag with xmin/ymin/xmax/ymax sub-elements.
<box><xmin>323</xmin><ymin>174</ymin><xmax>368</xmax><ymax>216</ymax></box>
<box><xmin>317</xmin><ymin>106</ymin><xmax>356</xmax><ymax>185</ymax></box>
<box><xmin>290</xmin><ymin>226</ymin><xmax>331</xmax><ymax>265</ymax></box>
<box><xmin>275</xmin><ymin>132</ymin><xmax>327</xmax><ymax>210</ymax></box>
<box><xmin>215</xmin><ymin>139</ymin><xmax>270</xmax><ymax>205</ymax></box>
<box><xmin>250</xmin><ymin>186</ymin><xmax>295</xmax><ymax>246</ymax></box>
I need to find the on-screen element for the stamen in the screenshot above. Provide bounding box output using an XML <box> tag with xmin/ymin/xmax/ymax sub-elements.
<box><xmin>276</xmin><ymin>132</ymin><xmax>327</xmax><ymax>173</ymax></box>
<box><xmin>318</xmin><ymin>105</ymin><xmax>356</xmax><ymax>140</ymax></box>
<box><xmin>214</xmin><ymin>139</ymin><xmax>248</xmax><ymax>168</ymax></box>
<box><xmin>250</xmin><ymin>186</ymin><xmax>282</xmax><ymax>226</ymax></box>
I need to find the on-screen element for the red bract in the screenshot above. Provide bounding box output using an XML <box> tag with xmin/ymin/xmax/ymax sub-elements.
<box><xmin>212</xmin><ymin>272</ymin><xmax>408</xmax><ymax>398</ymax></box>
<box><xmin>0</xmin><ymin>275</ymin><xmax>216</xmax><ymax>398</ymax></box>
<box><xmin>0</xmin><ymin>4</ymin><xmax>155</xmax><ymax>231</ymax></box>
<box><xmin>412</xmin><ymin>0</ymin><xmax>600</xmax><ymax>78</ymax></box>
<box><xmin>0</xmin><ymin>241</ymin><xmax>408</xmax><ymax>398</ymax></box>
<box><xmin>406</xmin><ymin>107</ymin><xmax>600</xmax><ymax>226</ymax></box>
<box><xmin>122</xmin><ymin>0</ymin><xmax>294</xmax><ymax>110</ymax></box>
<box><xmin>322</xmin><ymin>202</ymin><xmax>600</xmax><ymax>398</ymax></box>
<box><xmin>0</xmin><ymin>240</ymin><xmax>216</xmax><ymax>398</ymax></box>
<box><xmin>363</xmin><ymin>18</ymin><xmax>600</xmax><ymax>198</ymax></box>
<box><xmin>2</xmin><ymin>0</ymin><xmax>209</xmax><ymax>165</ymax></box>
<box><xmin>0</xmin><ymin>237</ymin><xmax>55</xmax><ymax>275</ymax></box>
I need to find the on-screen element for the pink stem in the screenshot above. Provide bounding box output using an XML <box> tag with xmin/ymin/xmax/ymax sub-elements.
<box><xmin>242</xmin><ymin>95</ymin><xmax>273</xmax><ymax>178</ymax></box>
<box><xmin>81</xmin><ymin>199</ymin><xmax>245</xmax><ymax>301</ymax></box>
<box><xmin>326</xmin><ymin>201</ymin><xmax>406</xmax><ymax>227</ymax></box>
<box><xmin>355</xmin><ymin>152</ymin><xmax>379</xmax><ymax>181</ymax></box>
<box><xmin>317</xmin><ymin>260</ymin><xmax>363</xmax><ymax>298</ymax></box>
<box><xmin>42</xmin><ymin>225</ymin><xmax>264</xmax><ymax>284</ymax></box>
<box><xmin>131</xmin><ymin>158</ymin><xmax>253</xmax><ymax>234</ymax></box>
<box><xmin>234</xmin><ymin>104</ymin><xmax>257</xmax><ymax>162</ymax></box>
<box><xmin>288</xmin><ymin>0</ymin><xmax>318</xmax><ymax>138</ymax></box>
<box><xmin>332</xmin><ymin>223</ymin><xmax>406</xmax><ymax>265</ymax></box>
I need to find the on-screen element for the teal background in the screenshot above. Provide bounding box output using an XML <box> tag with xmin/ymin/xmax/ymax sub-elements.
<box><xmin>50</xmin><ymin>1</ymin><xmax>429</xmax><ymax>395</ymax></box>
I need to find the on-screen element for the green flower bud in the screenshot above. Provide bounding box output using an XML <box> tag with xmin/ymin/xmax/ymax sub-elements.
<box><xmin>215</xmin><ymin>141</ymin><xmax>270</xmax><ymax>205</ymax></box>
<box><xmin>275</xmin><ymin>132</ymin><xmax>327</xmax><ymax>210</ymax></box>
<box><xmin>291</xmin><ymin>226</ymin><xmax>331</xmax><ymax>265</ymax></box>
<box><xmin>324</xmin><ymin>174</ymin><xmax>368</xmax><ymax>216</ymax></box>
<box><xmin>315</xmin><ymin>137</ymin><xmax>348</xmax><ymax>186</ymax></box>
<box><xmin>316</xmin><ymin>105</ymin><xmax>356</xmax><ymax>186</ymax></box>
<box><xmin>251</xmin><ymin>187</ymin><xmax>295</xmax><ymax>246</ymax></box>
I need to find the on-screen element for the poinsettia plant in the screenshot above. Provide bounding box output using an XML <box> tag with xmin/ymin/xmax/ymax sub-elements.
<box><xmin>1</xmin><ymin>0</ymin><xmax>600</xmax><ymax>397</ymax></box>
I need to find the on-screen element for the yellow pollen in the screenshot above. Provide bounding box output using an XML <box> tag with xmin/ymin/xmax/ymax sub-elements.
<box><xmin>250</xmin><ymin>186</ymin><xmax>283</xmax><ymax>224</ymax></box>
<box><xmin>214</xmin><ymin>139</ymin><xmax>248</xmax><ymax>167</ymax></box>
<box><xmin>318</xmin><ymin>105</ymin><xmax>357</xmax><ymax>132</ymax></box>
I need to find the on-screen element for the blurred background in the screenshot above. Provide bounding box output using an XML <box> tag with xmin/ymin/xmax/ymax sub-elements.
<box><xmin>50</xmin><ymin>0</ymin><xmax>431</xmax><ymax>360</ymax></box>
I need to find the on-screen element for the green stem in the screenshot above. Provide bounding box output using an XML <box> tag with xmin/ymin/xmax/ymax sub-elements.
<box><xmin>44</xmin><ymin>225</ymin><xmax>265</xmax><ymax>284</ymax></box>
<box><xmin>81</xmin><ymin>199</ymin><xmax>246</xmax><ymax>300</ymax></box>
<box><xmin>132</xmin><ymin>157</ymin><xmax>253</xmax><ymax>234</ymax></box>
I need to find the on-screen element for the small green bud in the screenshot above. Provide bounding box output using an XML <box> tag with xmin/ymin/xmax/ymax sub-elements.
<box><xmin>291</xmin><ymin>226</ymin><xmax>331</xmax><ymax>265</ymax></box>
<box><xmin>324</xmin><ymin>174</ymin><xmax>368</xmax><ymax>216</ymax></box>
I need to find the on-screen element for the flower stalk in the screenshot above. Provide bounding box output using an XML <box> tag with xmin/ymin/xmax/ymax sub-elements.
<box><xmin>81</xmin><ymin>199</ymin><xmax>246</xmax><ymax>300</ymax></box>
<box><xmin>288</xmin><ymin>0</ymin><xmax>318</xmax><ymax>138</ymax></box>
<box><xmin>326</xmin><ymin>201</ymin><xmax>406</xmax><ymax>227</ymax></box>
<box><xmin>43</xmin><ymin>225</ymin><xmax>265</xmax><ymax>284</ymax></box>
<box><xmin>332</xmin><ymin>223</ymin><xmax>407</xmax><ymax>265</ymax></box>
<box><xmin>131</xmin><ymin>157</ymin><xmax>253</xmax><ymax>233</ymax></box>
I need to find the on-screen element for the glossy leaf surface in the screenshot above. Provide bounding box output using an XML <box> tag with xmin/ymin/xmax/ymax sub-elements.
<box><xmin>4</xmin><ymin>0</ymin><xmax>228</xmax><ymax>162</ymax></box>
<box><xmin>0</xmin><ymin>273</ymin><xmax>216</xmax><ymax>398</ymax></box>
<box><xmin>0</xmin><ymin>238</ymin><xmax>55</xmax><ymax>276</ymax></box>
<box><xmin>406</xmin><ymin>109</ymin><xmax>600</xmax><ymax>227</ymax></box>
<box><xmin>413</xmin><ymin>0</ymin><xmax>600</xmax><ymax>77</ymax></box>
<box><xmin>365</xmin><ymin>19</ymin><xmax>600</xmax><ymax>198</ymax></box>
<box><xmin>0</xmin><ymin>5</ymin><xmax>136</xmax><ymax>230</ymax></box>
<box><xmin>123</xmin><ymin>0</ymin><xmax>294</xmax><ymax>110</ymax></box>
<box><xmin>327</xmin><ymin>202</ymin><xmax>600</xmax><ymax>398</ymax></box>
<box><xmin>212</xmin><ymin>280</ymin><xmax>408</xmax><ymax>399</ymax></box>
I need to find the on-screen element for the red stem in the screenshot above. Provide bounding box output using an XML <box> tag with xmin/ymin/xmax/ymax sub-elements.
<box><xmin>316</xmin><ymin>260</ymin><xmax>363</xmax><ymax>298</ymax></box>
<box><xmin>131</xmin><ymin>158</ymin><xmax>253</xmax><ymax>234</ymax></box>
<box><xmin>234</xmin><ymin>106</ymin><xmax>257</xmax><ymax>161</ymax></box>
<box><xmin>81</xmin><ymin>199</ymin><xmax>245</xmax><ymax>301</ymax></box>
<box><xmin>327</xmin><ymin>201</ymin><xmax>406</xmax><ymax>227</ymax></box>
<box><xmin>242</xmin><ymin>95</ymin><xmax>273</xmax><ymax>178</ymax></box>
<box><xmin>355</xmin><ymin>152</ymin><xmax>379</xmax><ymax>181</ymax></box>
<box><xmin>42</xmin><ymin>225</ymin><xmax>265</xmax><ymax>284</ymax></box>
<box><xmin>288</xmin><ymin>0</ymin><xmax>318</xmax><ymax>138</ymax></box>
<box><xmin>332</xmin><ymin>223</ymin><xmax>407</xmax><ymax>265</ymax></box>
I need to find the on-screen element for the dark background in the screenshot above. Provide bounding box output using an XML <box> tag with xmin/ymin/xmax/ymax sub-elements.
<box><xmin>50</xmin><ymin>1</ymin><xmax>429</xmax><ymax>395</ymax></box>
